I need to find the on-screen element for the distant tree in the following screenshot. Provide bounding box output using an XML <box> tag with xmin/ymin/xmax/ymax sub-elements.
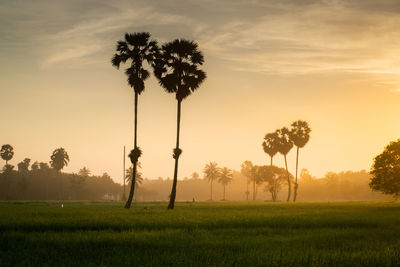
<box><xmin>78</xmin><ymin>167</ymin><xmax>91</xmax><ymax>177</ymax></box>
<box><xmin>191</xmin><ymin>172</ymin><xmax>200</xmax><ymax>180</ymax></box>
<box><xmin>154</xmin><ymin>39</ymin><xmax>206</xmax><ymax>209</ymax></box>
<box><xmin>125</xmin><ymin>162</ymin><xmax>144</xmax><ymax>190</ymax></box>
<box><xmin>289</xmin><ymin>120</ymin><xmax>311</xmax><ymax>202</ymax></box>
<box><xmin>258</xmin><ymin>165</ymin><xmax>289</xmax><ymax>201</ymax></box>
<box><xmin>112</xmin><ymin>32</ymin><xmax>158</xmax><ymax>209</ymax></box>
<box><xmin>39</xmin><ymin>162</ymin><xmax>50</xmax><ymax>170</ymax></box>
<box><xmin>2</xmin><ymin>164</ymin><xmax>15</xmax><ymax>174</ymax></box>
<box><xmin>203</xmin><ymin>162</ymin><xmax>220</xmax><ymax>201</ymax></box>
<box><xmin>1</xmin><ymin>144</ymin><xmax>14</xmax><ymax>166</ymax></box>
<box><xmin>31</xmin><ymin>161</ymin><xmax>39</xmax><ymax>171</ymax></box>
<box><xmin>370</xmin><ymin>139</ymin><xmax>400</xmax><ymax>197</ymax></box>
<box><xmin>50</xmin><ymin>148</ymin><xmax>70</xmax><ymax>200</ymax></box>
<box><xmin>276</xmin><ymin>127</ymin><xmax>294</xmax><ymax>202</ymax></box>
<box><xmin>241</xmin><ymin>161</ymin><xmax>257</xmax><ymax>200</ymax></box>
<box><xmin>70</xmin><ymin>173</ymin><xmax>86</xmax><ymax>199</ymax></box>
<box><xmin>17</xmin><ymin>158</ymin><xmax>31</xmax><ymax>173</ymax></box>
<box><xmin>218</xmin><ymin>167</ymin><xmax>233</xmax><ymax>200</ymax></box>
<box><xmin>262</xmin><ymin>132</ymin><xmax>279</xmax><ymax>166</ymax></box>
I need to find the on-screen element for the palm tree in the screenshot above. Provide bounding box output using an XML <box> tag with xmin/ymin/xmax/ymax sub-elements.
<box><xmin>125</xmin><ymin>162</ymin><xmax>144</xmax><ymax>198</ymax></box>
<box><xmin>203</xmin><ymin>162</ymin><xmax>220</xmax><ymax>201</ymax></box>
<box><xmin>276</xmin><ymin>127</ymin><xmax>293</xmax><ymax>202</ymax></box>
<box><xmin>289</xmin><ymin>120</ymin><xmax>311</xmax><ymax>202</ymax></box>
<box><xmin>218</xmin><ymin>167</ymin><xmax>233</xmax><ymax>200</ymax></box>
<box><xmin>262</xmin><ymin>132</ymin><xmax>279</xmax><ymax>166</ymax></box>
<box><xmin>111</xmin><ymin>32</ymin><xmax>158</xmax><ymax>209</ymax></box>
<box><xmin>50</xmin><ymin>147</ymin><xmax>70</xmax><ymax>200</ymax></box>
<box><xmin>241</xmin><ymin>161</ymin><xmax>256</xmax><ymax>200</ymax></box>
<box><xmin>154</xmin><ymin>39</ymin><xmax>206</xmax><ymax>209</ymax></box>
<box><xmin>1</xmin><ymin>144</ymin><xmax>14</xmax><ymax>166</ymax></box>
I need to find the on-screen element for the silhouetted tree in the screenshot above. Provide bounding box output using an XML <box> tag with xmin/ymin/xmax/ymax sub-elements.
<box><xmin>1</xmin><ymin>144</ymin><xmax>14</xmax><ymax>166</ymax></box>
<box><xmin>241</xmin><ymin>161</ymin><xmax>256</xmax><ymax>200</ymax></box>
<box><xmin>125</xmin><ymin>162</ymin><xmax>143</xmax><ymax>191</ymax></box>
<box><xmin>218</xmin><ymin>167</ymin><xmax>233</xmax><ymax>200</ymax></box>
<box><xmin>257</xmin><ymin>165</ymin><xmax>289</xmax><ymax>201</ymax></box>
<box><xmin>31</xmin><ymin>161</ymin><xmax>39</xmax><ymax>171</ymax></box>
<box><xmin>370</xmin><ymin>139</ymin><xmax>400</xmax><ymax>197</ymax></box>
<box><xmin>112</xmin><ymin>32</ymin><xmax>158</xmax><ymax>209</ymax></box>
<box><xmin>2</xmin><ymin>164</ymin><xmax>14</xmax><ymax>173</ymax></box>
<box><xmin>17</xmin><ymin>158</ymin><xmax>30</xmax><ymax>173</ymax></box>
<box><xmin>289</xmin><ymin>120</ymin><xmax>311</xmax><ymax>202</ymax></box>
<box><xmin>50</xmin><ymin>148</ymin><xmax>70</xmax><ymax>199</ymax></box>
<box><xmin>78</xmin><ymin>167</ymin><xmax>91</xmax><ymax>177</ymax></box>
<box><xmin>276</xmin><ymin>127</ymin><xmax>293</xmax><ymax>202</ymax></box>
<box><xmin>191</xmin><ymin>172</ymin><xmax>200</xmax><ymax>180</ymax></box>
<box><xmin>262</xmin><ymin>132</ymin><xmax>279</xmax><ymax>166</ymax></box>
<box><xmin>203</xmin><ymin>162</ymin><xmax>220</xmax><ymax>201</ymax></box>
<box><xmin>154</xmin><ymin>39</ymin><xmax>206</xmax><ymax>209</ymax></box>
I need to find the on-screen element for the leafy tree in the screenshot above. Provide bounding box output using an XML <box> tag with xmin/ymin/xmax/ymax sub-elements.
<box><xmin>31</xmin><ymin>161</ymin><xmax>39</xmax><ymax>171</ymax></box>
<box><xmin>191</xmin><ymin>172</ymin><xmax>200</xmax><ymax>180</ymax></box>
<box><xmin>276</xmin><ymin>127</ymin><xmax>293</xmax><ymax>202</ymax></box>
<box><xmin>39</xmin><ymin>162</ymin><xmax>50</xmax><ymax>170</ymax></box>
<box><xmin>289</xmin><ymin>120</ymin><xmax>311</xmax><ymax>202</ymax></box>
<box><xmin>1</xmin><ymin>144</ymin><xmax>14</xmax><ymax>165</ymax></box>
<box><xmin>2</xmin><ymin>164</ymin><xmax>15</xmax><ymax>174</ymax></box>
<box><xmin>241</xmin><ymin>161</ymin><xmax>256</xmax><ymax>200</ymax></box>
<box><xmin>70</xmin><ymin>173</ymin><xmax>86</xmax><ymax>199</ymax></box>
<box><xmin>112</xmin><ymin>32</ymin><xmax>158</xmax><ymax>209</ymax></box>
<box><xmin>262</xmin><ymin>132</ymin><xmax>279</xmax><ymax>166</ymax></box>
<box><xmin>154</xmin><ymin>39</ymin><xmax>206</xmax><ymax>209</ymax></box>
<box><xmin>203</xmin><ymin>162</ymin><xmax>220</xmax><ymax>201</ymax></box>
<box><xmin>218</xmin><ymin>167</ymin><xmax>233</xmax><ymax>200</ymax></box>
<box><xmin>258</xmin><ymin>165</ymin><xmax>290</xmax><ymax>201</ymax></box>
<box><xmin>78</xmin><ymin>167</ymin><xmax>91</xmax><ymax>177</ymax></box>
<box><xmin>17</xmin><ymin>158</ymin><xmax>31</xmax><ymax>173</ymax></box>
<box><xmin>370</xmin><ymin>139</ymin><xmax>400</xmax><ymax>197</ymax></box>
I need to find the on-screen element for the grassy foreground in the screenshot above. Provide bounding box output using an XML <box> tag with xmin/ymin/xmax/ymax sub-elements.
<box><xmin>0</xmin><ymin>201</ymin><xmax>399</xmax><ymax>266</ymax></box>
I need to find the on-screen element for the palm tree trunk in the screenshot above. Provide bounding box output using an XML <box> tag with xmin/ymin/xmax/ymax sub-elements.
<box><xmin>168</xmin><ymin>100</ymin><xmax>182</xmax><ymax>210</ymax></box>
<box><xmin>223</xmin><ymin>185</ymin><xmax>226</xmax><ymax>200</ymax></box>
<box><xmin>284</xmin><ymin>155</ymin><xmax>291</xmax><ymax>202</ymax></box>
<box><xmin>123</xmin><ymin>146</ymin><xmax>126</xmax><ymax>200</ymax></box>
<box><xmin>293</xmin><ymin>146</ymin><xmax>299</xmax><ymax>202</ymax></box>
<box><xmin>246</xmin><ymin>177</ymin><xmax>249</xmax><ymax>200</ymax></box>
<box><xmin>270</xmin><ymin>156</ymin><xmax>273</xmax><ymax>166</ymax></box>
<box><xmin>125</xmin><ymin>92</ymin><xmax>139</xmax><ymax>209</ymax></box>
<box><xmin>253</xmin><ymin>177</ymin><xmax>256</xmax><ymax>200</ymax></box>
<box><xmin>210</xmin><ymin>180</ymin><xmax>213</xmax><ymax>200</ymax></box>
<box><xmin>124</xmin><ymin>162</ymin><xmax>137</xmax><ymax>209</ymax></box>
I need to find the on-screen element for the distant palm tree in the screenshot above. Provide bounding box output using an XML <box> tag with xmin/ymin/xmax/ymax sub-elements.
<box><xmin>203</xmin><ymin>162</ymin><xmax>220</xmax><ymax>201</ymax></box>
<box><xmin>125</xmin><ymin>163</ymin><xmax>144</xmax><ymax>193</ymax></box>
<box><xmin>154</xmin><ymin>39</ymin><xmax>206</xmax><ymax>209</ymax></box>
<box><xmin>276</xmin><ymin>127</ymin><xmax>293</xmax><ymax>202</ymax></box>
<box><xmin>289</xmin><ymin>120</ymin><xmax>311</xmax><ymax>202</ymax></box>
<box><xmin>78</xmin><ymin>167</ymin><xmax>91</xmax><ymax>177</ymax></box>
<box><xmin>218</xmin><ymin>167</ymin><xmax>233</xmax><ymax>200</ymax></box>
<box><xmin>50</xmin><ymin>147</ymin><xmax>70</xmax><ymax>200</ymax></box>
<box><xmin>1</xmin><ymin>144</ymin><xmax>14</xmax><ymax>166</ymax></box>
<box><xmin>241</xmin><ymin>161</ymin><xmax>256</xmax><ymax>200</ymax></box>
<box><xmin>111</xmin><ymin>32</ymin><xmax>158</xmax><ymax>209</ymax></box>
<box><xmin>262</xmin><ymin>132</ymin><xmax>279</xmax><ymax>166</ymax></box>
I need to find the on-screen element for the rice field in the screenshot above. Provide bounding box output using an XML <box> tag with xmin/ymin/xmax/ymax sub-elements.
<box><xmin>0</xmin><ymin>201</ymin><xmax>399</xmax><ymax>266</ymax></box>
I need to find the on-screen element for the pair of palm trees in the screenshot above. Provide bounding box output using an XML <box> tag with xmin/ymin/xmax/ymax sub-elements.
<box><xmin>203</xmin><ymin>162</ymin><xmax>233</xmax><ymax>201</ymax></box>
<box><xmin>112</xmin><ymin>32</ymin><xmax>206</xmax><ymax>209</ymax></box>
<box><xmin>262</xmin><ymin>121</ymin><xmax>311</xmax><ymax>202</ymax></box>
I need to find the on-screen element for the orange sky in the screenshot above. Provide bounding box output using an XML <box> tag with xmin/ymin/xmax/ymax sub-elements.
<box><xmin>1</xmin><ymin>0</ymin><xmax>400</xmax><ymax>184</ymax></box>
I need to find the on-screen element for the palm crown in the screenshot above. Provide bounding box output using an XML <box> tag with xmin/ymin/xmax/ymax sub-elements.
<box><xmin>111</xmin><ymin>32</ymin><xmax>158</xmax><ymax>94</ymax></box>
<box><xmin>154</xmin><ymin>39</ymin><xmax>206</xmax><ymax>101</ymax></box>
<box><xmin>0</xmin><ymin>144</ymin><xmax>14</xmax><ymax>162</ymax></box>
<box><xmin>204</xmin><ymin>161</ymin><xmax>220</xmax><ymax>182</ymax></box>
<box><xmin>50</xmin><ymin>148</ymin><xmax>69</xmax><ymax>172</ymax></box>
<box><xmin>218</xmin><ymin>167</ymin><xmax>233</xmax><ymax>186</ymax></box>
<box><xmin>276</xmin><ymin>127</ymin><xmax>293</xmax><ymax>155</ymax></box>
<box><xmin>289</xmin><ymin>120</ymin><xmax>311</xmax><ymax>148</ymax></box>
<box><xmin>262</xmin><ymin>132</ymin><xmax>279</xmax><ymax>158</ymax></box>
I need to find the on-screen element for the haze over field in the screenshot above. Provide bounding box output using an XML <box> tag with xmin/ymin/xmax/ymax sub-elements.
<box><xmin>1</xmin><ymin>0</ymin><xmax>400</xmax><ymax>184</ymax></box>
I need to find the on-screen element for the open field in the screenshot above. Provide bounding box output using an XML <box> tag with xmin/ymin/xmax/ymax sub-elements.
<box><xmin>0</xmin><ymin>201</ymin><xmax>400</xmax><ymax>266</ymax></box>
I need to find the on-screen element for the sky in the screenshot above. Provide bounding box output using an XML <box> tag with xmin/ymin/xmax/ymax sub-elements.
<box><xmin>1</xmin><ymin>0</ymin><xmax>400</xmax><ymax>184</ymax></box>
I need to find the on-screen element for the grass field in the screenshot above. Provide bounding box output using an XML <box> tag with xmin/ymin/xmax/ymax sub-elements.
<box><xmin>0</xmin><ymin>201</ymin><xmax>399</xmax><ymax>266</ymax></box>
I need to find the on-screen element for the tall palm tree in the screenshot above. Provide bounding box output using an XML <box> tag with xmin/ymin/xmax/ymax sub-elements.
<box><xmin>289</xmin><ymin>120</ymin><xmax>311</xmax><ymax>202</ymax></box>
<box><xmin>262</xmin><ymin>132</ymin><xmax>279</xmax><ymax>166</ymax></box>
<box><xmin>276</xmin><ymin>127</ymin><xmax>293</xmax><ymax>202</ymax></box>
<box><xmin>0</xmin><ymin>144</ymin><xmax>14</xmax><ymax>166</ymax></box>
<box><xmin>241</xmin><ymin>161</ymin><xmax>256</xmax><ymax>200</ymax></box>
<box><xmin>50</xmin><ymin>147</ymin><xmax>70</xmax><ymax>200</ymax></box>
<box><xmin>203</xmin><ymin>162</ymin><xmax>220</xmax><ymax>201</ymax></box>
<box><xmin>154</xmin><ymin>39</ymin><xmax>206</xmax><ymax>209</ymax></box>
<box><xmin>125</xmin><ymin>162</ymin><xmax>144</xmax><ymax>198</ymax></box>
<box><xmin>111</xmin><ymin>32</ymin><xmax>158</xmax><ymax>209</ymax></box>
<box><xmin>218</xmin><ymin>167</ymin><xmax>233</xmax><ymax>200</ymax></box>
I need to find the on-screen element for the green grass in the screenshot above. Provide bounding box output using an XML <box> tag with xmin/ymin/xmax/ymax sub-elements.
<box><xmin>0</xmin><ymin>201</ymin><xmax>400</xmax><ymax>266</ymax></box>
